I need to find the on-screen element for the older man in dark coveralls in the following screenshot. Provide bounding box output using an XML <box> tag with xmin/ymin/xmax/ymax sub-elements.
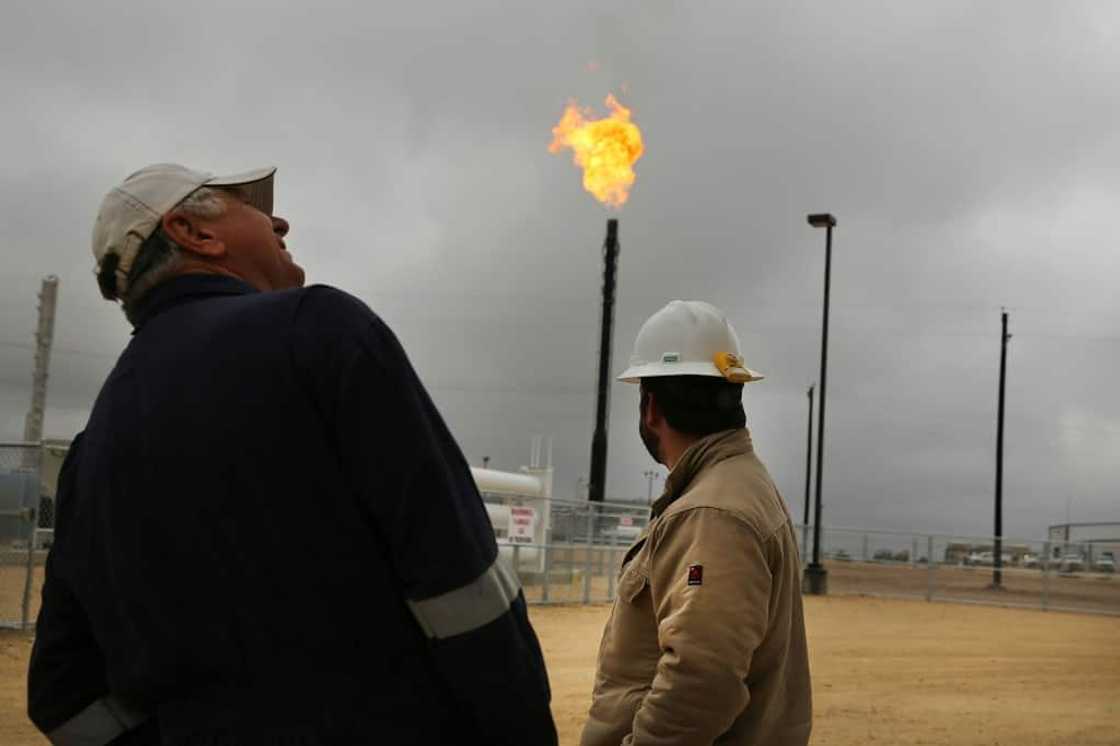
<box><xmin>27</xmin><ymin>164</ymin><xmax>557</xmax><ymax>745</ymax></box>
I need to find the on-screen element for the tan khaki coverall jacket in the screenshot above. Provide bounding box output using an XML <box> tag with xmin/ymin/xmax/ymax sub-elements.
<box><xmin>581</xmin><ymin>428</ymin><xmax>812</xmax><ymax>746</ymax></box>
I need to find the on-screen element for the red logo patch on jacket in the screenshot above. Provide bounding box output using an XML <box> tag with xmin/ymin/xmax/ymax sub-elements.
<box><xmin>687</xmin><ymin>564</ymin><xmax>703</xmax><ymax>586</ymax></box>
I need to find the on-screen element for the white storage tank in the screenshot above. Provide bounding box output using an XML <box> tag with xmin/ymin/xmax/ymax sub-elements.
<box><xmin>471</xmin><ymin>465</ymin><xmax>551</xmax><ymax>575</ymax></box>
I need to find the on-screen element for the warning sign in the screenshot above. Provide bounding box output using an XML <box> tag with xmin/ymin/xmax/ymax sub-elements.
<box><xmin>508</xmin><ymin>506</ymin><xmax>537</xmax><ymax>544</ymax></box>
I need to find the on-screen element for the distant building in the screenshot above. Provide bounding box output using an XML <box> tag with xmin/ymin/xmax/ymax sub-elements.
<box><xmin>1047</xmin><ymin>522</ymin><xmax>1120</xmax><ymax>565</ymax></box>
<box><xmin>943</xmin><ymin>542</ymin><xmax>1032</xmax><ymax>564</ymax></box>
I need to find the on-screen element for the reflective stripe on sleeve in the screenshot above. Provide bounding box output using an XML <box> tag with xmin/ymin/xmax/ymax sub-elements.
<box><xmin>47</xmin><ymin>696</ymin><xmax>147</xmax><ymax>746</ymax></box>
<box><xmin>407</xmin><ymin>556</ymin><xmax>521</xmax><ymax>639</ymax></box>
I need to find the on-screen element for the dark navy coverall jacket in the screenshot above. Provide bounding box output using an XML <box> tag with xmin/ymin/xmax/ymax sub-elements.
<box><xmin>28</xmin><ymin>275</ymin><xmax>557</xmax><ymax>745</ymax></box>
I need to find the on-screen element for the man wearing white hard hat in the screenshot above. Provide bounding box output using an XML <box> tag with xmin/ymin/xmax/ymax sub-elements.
<box><xmin>582</xmin><ymin>300</ymin><xmax>811</xmax><ymax>746</ymax></box>
<box><xmin>28</xmin><ymin>164</ymin><xmax>557</xmax><ymax>745</ymax></box>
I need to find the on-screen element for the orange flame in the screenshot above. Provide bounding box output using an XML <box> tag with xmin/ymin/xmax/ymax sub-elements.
<box><xmin>549</xmin><ymin>94</ymin><xmax>644</xmax><ymax>208</ymax></box>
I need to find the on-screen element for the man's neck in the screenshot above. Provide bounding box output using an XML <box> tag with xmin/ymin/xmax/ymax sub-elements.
<box><xmin>169</xmin><ymin>262</ymin><xmax>265</xmax><ymax>291</ymax></box>
<box><xmin>662</xmin><ymin>431</ymin><xmax>702</xmax><ymax>471</ymax></box>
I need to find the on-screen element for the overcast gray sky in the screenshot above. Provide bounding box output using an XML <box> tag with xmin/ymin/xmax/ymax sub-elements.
<box><xmin>2</xmin><ymin>0</ymin><xmax>1118</xmax><ymax>540</ymax></box>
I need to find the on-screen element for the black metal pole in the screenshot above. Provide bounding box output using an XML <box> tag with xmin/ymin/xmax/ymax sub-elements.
<box><xmin>993</xmin><ymin>310</ymin><xmax>1010</xmax><ymax>588</ymax></box>
<box><xmin>812</xmin><ymin>223</ymin><xmax>832</xmax><ymax>568</ymax></box>
<box><xmin>588</xmin><ymin>218</ymin><xmax>619</xmax><ymax>503</ymax></box>
<box><xmin>804</xmin><ymin>385</ymin><xmax>814</xmax><ymax>529</ymax></box>
<box><xmin>804</xmin><ymin>215</ymin><xmax>834</xmax><ymax>595</ymax></box>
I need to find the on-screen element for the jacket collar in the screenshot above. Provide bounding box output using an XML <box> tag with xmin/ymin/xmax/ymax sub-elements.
<box><xmin>651</xmin><ymin>428</ymin><xmax>753</xmax><ymax>518</ymax></box>
<box><xmin>130</xmin><ymin>274</ymin><xmax>258</xmax><ymax>333</ymax></box>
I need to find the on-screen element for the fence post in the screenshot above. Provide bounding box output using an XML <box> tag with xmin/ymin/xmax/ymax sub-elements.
<box><xmin>542</xmin><ymin>544</ymin><xmax>551</xmax><ymax>603</ymax></box>
<box><xmin>583</xmin><ymin>546</ymin><xmax>593</xmax><ymax>604</ymax></box>
<box><xmin>607</xmin><ymin>548</ymin><xmax>617</xmax><ymax>600</ymax></box>
<box><xmin>1041</xmin><ymin>540</ymin><xmax>1050</xmax><ymax>611</ymax></box>
<box><xmin>801</xmin><ymin>523</ymin><xmax>810</xmax><ymax>566</ymax></box>
<box><xmin>21</xmin><ymin>505</ymin><xmax>37</xmax><ymax>630</ymax></box>
<box><xmin>862</xmin><ymin>533</ymin><xmax>869</xmax><ymax>562</ymax></box>
<box><xmin>911</xmin><ymin>536</ymin><xmax>919</xmax><ymax>569</ymax></box>
<box><xmin>926</xmin><ymin>535</ymin><xmax>935</xmax><ymax>602</ymax></box>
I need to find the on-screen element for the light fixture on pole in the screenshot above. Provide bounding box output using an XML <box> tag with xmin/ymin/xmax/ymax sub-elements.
<box><xmin>805</xmin><ymin>213</ymin><xmax>836</xmax><ymax>595</ymax></box>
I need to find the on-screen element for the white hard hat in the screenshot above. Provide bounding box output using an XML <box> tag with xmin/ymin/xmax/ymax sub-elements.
<box><xmin>617</xmin><ymin>300</ymin><xmax>764</xmax><ymax>384</ymax></box>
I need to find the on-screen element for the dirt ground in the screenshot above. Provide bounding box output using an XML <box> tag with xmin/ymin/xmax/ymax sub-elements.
<box><xmin>2</xmin><ymin>596</ymin><xmax>1117</xmax><ymax>745</ymax></box>
<box><xmin>0</xmin><ymin>559</ymin><xmax>43</xmax><ymax>628</ymax></box>
<box><xmin>532</xmin><ymin>597</ymin><xmax>1119</xmax><ymax>746</ymax></box>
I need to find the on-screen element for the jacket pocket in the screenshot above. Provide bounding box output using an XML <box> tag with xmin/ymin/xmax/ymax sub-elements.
<box><xmin>618</xmin><ymin>564</ymin><xmax>649</xmax><ymax>604</ymax></box>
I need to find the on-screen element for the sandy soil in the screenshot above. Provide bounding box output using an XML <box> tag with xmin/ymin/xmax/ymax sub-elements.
<box><xmin>0</xmin><ymin>559</ymin><xmax>44</xmax><ymax>628</ymax></box>
<box><xmin>529</xmin><ymin>597</ymin><xmax>1120</xmax><ymax>746</ymax></box>
<box><xmin>0</xmin><ymin>631</ymin><xmax>36</xmax><ymax>745</ymax></box>
<box><xmin>2</xmin><ymin>597</ymin><xmax>1116</xmax><ymax>745</ymax></box>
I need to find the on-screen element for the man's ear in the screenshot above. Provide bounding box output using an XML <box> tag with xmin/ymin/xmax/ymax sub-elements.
<box><xmin>641</xmin><ymin>390</ymin><xmax>662</xmax><ymax>429</ymax></box>
<box><xmin>161</xmin><ymin>210</ymin><xmax>226</xmax><ymax>258</ymax></box>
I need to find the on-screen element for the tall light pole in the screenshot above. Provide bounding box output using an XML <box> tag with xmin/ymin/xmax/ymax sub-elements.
<box><xmin>805</xmin><ymin>213</ymin><xmax>836</xmax><ymax>595</ymax></box>
<box><xmin>991</xmin><ymin>310</ymin><xmax>1011</xmax><ymax>589</ymax></box>
<box><xmin>802</xmin><ymin>384</ymin><xmax>814</xmax><ymax>561</ymax></box>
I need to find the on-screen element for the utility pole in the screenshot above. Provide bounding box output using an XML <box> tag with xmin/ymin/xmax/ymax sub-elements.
<box><xmin>588</xmin><ymin>219</ymin><xmax>619</xmax><ymax>503</ymax></box>
<box><xmin>802</xmin><ymin>385</ymin><xmax>814</xmax><ymax>561</ymax></box>
<box><xmin>23</xmin><ymin>276</ymin><xmax>59</xmax><ymax>464</ymax></box>
<box><xmin>20</xmin><ymin>276</ymin><xmax>58</xmax><ymax>628</ymax></box>
<box><xmin>992</xmin><ymin>309</ymin><xmax>1011</xmax><ymax>589</ymax></box>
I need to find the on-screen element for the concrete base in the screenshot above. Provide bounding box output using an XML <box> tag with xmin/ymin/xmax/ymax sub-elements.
<box><xmin>803</xmin><ymin>564</ymin><xmax>829</xmax><ymax>595</ymax></box>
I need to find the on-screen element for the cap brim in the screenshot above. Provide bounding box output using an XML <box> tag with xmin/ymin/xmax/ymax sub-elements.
<box><xmin>206</xmin><ymin>166</ymin><xmax>276</xmax><ymax>215</ymax></box>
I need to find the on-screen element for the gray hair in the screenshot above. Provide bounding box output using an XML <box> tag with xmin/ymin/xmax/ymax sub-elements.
<box><xmin>122</xmin><ymin>187</ymin><xmax>230</xmax><ymax>322</ymax></box>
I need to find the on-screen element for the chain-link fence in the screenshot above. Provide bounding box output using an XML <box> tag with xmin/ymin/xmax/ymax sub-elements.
<box><xmin>495</xmin><ymin>512</ymin><xmax>1118</xmax><ymax>616</ymax></box>
<box><xmin>481</xmin><ymin>492</ymin><xmax>649</xmax><ymax>604</ymax></box>
<box><xmin>0</xmin><ymin>442</ymin><xmax>49</xmax><ymax>629</ymax></box>
<box><xmin>796</xmin><ymin>525</ymin><xmax>1120</xmax><ymax>616</ymax></box>
<box><xmin>5</xmin><ymin>446</ymin><xmax>1116</xmax><ymax>624</ymax></box>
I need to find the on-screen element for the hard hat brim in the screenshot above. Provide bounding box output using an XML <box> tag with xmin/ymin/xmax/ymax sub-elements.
<box><xmin>617</xmin><ymin>361</ymin><xmax>765</xmax><ymax>384</ymax></box>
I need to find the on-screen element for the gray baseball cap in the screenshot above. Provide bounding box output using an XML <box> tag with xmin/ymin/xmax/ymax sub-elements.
<box><xmin>92</xmin><ymin>163</ymin><xmax>276</xmax><ymax>298</ymax></box>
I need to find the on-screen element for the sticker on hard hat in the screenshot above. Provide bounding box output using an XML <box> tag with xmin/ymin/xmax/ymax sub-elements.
<box><xmin>714</xmin><ymin>352</ymin><xmax>751</xmax><ymax>383</ymax></box>
<box><xmin>661</xmin><ymin>352</ymin><xmax>680</xmax><ymax>363</ymax></box>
